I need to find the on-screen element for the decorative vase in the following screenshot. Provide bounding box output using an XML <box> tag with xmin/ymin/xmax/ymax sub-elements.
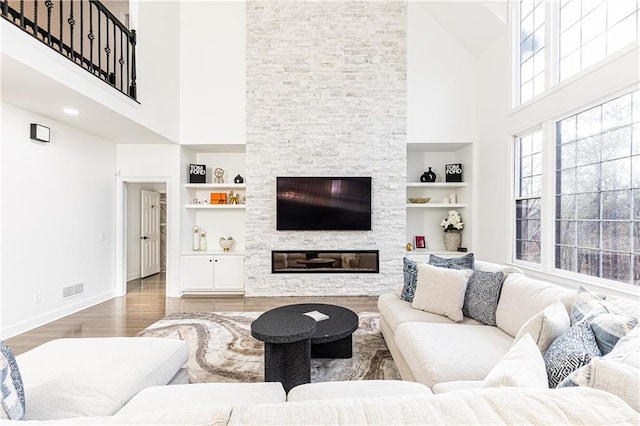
<box><xmin>443</xmin><ymin>231</ymin><xmax>461</xmax><ymax>251</ymax></box>
<box><xmin>425</xmin><ymin>167</ymin><xmax>436</xmax><ymax>182</ymax></box>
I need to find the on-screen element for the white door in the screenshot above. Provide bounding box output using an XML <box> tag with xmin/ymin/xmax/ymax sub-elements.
<box><xmin>140</xmin><ymin>190</ymin><xmax>161</xmax><ymax>278</ymax></box>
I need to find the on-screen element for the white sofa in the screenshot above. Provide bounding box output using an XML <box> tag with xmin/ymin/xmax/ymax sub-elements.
<box><xmin>377</xmin><ymin>259</ymin><xmax>639</xmax><ymax>392</ymax></box>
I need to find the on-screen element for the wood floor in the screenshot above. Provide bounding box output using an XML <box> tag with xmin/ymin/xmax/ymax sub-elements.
<box><xmin>5</xmin><ymin>272</ymin><xmax>379</xmax><ymax>355</ymax></box>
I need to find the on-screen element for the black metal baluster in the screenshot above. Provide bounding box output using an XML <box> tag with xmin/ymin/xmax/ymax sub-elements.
<box><xmin>129</xmin><ymin>29</ymin><xmax>136</xmax><ymax>99</ymax></box>
<box><xmin>2</xmin><ymin>0</ymin><xmax>8</xmax><ymax>19</ymax></box>
<box><xmin>119</xmin><ymin>28</ymin><xmax>124</xmax><ymax>91</ymax></box>
<box><xmin>97</xmin><ymin>6</ymin><xmax>101</xmax><ymax>74</ymax></box>
<box><xmin>126</xmin><ymin>35</ymin><xmax>130</xmax><ymax>95</ymax></box>
<box><xmin>45</xmin><ymin>0</ymin><xmax>53</xmax><ymax>45</ymax></box>
<box><xmin>19</xmin><ymin>0</ymin><xmax>24</xmax><ymax>28</ymax></box>
<box><xmin>88</xmin><ymin>1</ymin><xmax>94</xmax><ymax>72</ymax></box>
<box><xmin>111</xmin><ymin>23</ymin><xmax>116</xmax><ymax>85</ymax></box>
<box><xmin>32</xmin><ymin>0</ymin><xmax>37</xmax><ymax>36</ymax></box>
<box><xmin>58</xmin><ymin>0</ymin><xmax>63</xmax><ymax>52</ymax></box>
<box><xmin>68</xmin><ymin>0</ymin><xmax>75</xmax><ymax>59</ymax></box>
<box><xmin>105</xmin><ymin>15</ymin><xmax>110</xmax><ymax>83</ymax></box>
<box><xmin>80</xmin><ymin>0</ymin><xmax>84</xmax><ymax>68</ymax></box>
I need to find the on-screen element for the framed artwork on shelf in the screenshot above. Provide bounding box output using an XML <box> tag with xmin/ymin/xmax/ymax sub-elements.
<box><xmin>414</xmin><ymin>235</ymin><xmax>427</xmax><ymax>249</ymax></box>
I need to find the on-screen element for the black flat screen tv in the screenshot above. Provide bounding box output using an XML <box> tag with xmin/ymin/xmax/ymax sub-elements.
<box><xmin>277</xmin><ymin>177</ymin><xmax>372</xmax><ymax>231</ymax></box>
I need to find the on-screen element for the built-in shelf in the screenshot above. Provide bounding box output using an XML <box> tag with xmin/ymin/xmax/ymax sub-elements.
<box><xmin>406</xmin><ymin>249</ymin><xmax>463</xmax><ymax>255</ymax></box>
<box><xmin>406</xmin><ymin>203</ymin><xmax>468</xmax><ymax>208</ymax></box>
<box><xmin>185</xmin><ymin>183</ymin><xmax>247</xmax><ymax>190</ymax></box>
<box><xmin>185</xmin><ymin>204</ymin><xmax>246</xmax><ymax>210</ymax></box>
<box><xmin>406</xmin><ymin>182</ymin><xmax>468</xmax><ymax>188</ymax></box>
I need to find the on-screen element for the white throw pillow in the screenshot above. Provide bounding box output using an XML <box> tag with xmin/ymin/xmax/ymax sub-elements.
<box><xmin>411</xmin><ymin>263</ymin><xmax>471</xmax><ymax>322</ymax></box>
<box><xmin>483</xmin><ymin>334</ymin><xmax>548</xmax><ymax>389</ymax></box>
<box><xmin>513</xmin><ymin>300</ymin><xmax>570</xmax><ymax>354</ymax></box>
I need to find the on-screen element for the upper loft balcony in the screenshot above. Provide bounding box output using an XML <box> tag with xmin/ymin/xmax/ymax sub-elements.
<box><xmin>2</xmin><ymin>0</ymin><xmax>137</xmax><ymax>100</ymax></box>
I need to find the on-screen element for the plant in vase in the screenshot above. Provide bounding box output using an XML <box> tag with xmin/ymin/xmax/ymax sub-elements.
<box><xmin>440</xmin><ymin>210</ymin><xmax>463</xmax><ymax>251</ymax></box>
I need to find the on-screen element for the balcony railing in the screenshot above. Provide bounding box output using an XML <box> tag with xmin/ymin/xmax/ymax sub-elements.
<box><xmin>2</xmin><ymin>0</ymin><xmax>137</xmax><ymax>100</ymax></box>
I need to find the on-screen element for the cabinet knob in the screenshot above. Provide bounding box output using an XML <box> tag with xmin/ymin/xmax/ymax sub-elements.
<box><xmin>209</xmin><ymin>259</ymin><xmax>212</xmax><ymax>262</ymax></box>
<box><xmin>214</xmin><ymin>259</ymin><xmax>218</xmax><ymax>262</ymax></box>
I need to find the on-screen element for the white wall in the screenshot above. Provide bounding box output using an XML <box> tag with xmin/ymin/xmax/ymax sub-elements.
<box><xmin>1</xmin><ymin>103</ymin><xmax>117</xmax><ymax>338</ymax></box>
<box><xmin>407</xmin><ymin>3</ymin><xmax>477</xmax><ymax>143</ymax></box>
<box><xmin>116</xmin><ymin>144</ymin><xmax>181</xmax><ymax>296</ymax></box>
<box><xmin>179</xmin><ymin>1</ymin><xmax>245</xmax><ymax>144</ymax></box>
<box><xmin>126</xmin><ymin>182</ymin><xmax>166</xmax><ymax>281</ymax></box>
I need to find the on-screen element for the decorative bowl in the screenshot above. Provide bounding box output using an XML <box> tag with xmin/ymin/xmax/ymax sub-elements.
<box><xmin>219</xmin><ymin>237</ymin><xmax>234</xmax><ymax>252</ymax></box>
<box><xmin>408</xmin><ymin>197</ymin><xmax>431</xmax><ymax>204</ymax></box>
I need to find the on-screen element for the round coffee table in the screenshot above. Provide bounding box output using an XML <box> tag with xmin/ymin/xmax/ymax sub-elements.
<box><xmin>267</xmin><ymin>303</ymin><xmax>359</xmax><ymax>359</ymax></box>
<box><xmin>251</xmin><ymin>312</ymin><xmax>316</xmax><ymax>393</ymax></box>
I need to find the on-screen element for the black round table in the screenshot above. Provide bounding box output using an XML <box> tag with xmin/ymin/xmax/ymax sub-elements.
<box><xmin>250</xmin><ymin>304</ymin><xmax>359</xmax><ymax>392</ymax></box>
<box><xmin>250</xmin><ymin>312</ymin><xmax>316</xmax><ymax>393</ymax></box>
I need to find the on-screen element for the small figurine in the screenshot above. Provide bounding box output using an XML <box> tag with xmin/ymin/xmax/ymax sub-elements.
<box><xmin>406</xmin><ymin>242</ymin><xmax>413</xmax><ymax>251</ymax></box>
<box><xmin>234</xmin><ymin>174</ymin><xmax>244</xmax><ymax>184</ymax></box>
<box><xmin>229</xmin><ymin>190</ymin><xmax>240</xmax><ymax>204</ymax></box>
<box><xmin>214</xmin><ymin>167</ymin><xmax>225</xmax><ymax>184</ymax></box>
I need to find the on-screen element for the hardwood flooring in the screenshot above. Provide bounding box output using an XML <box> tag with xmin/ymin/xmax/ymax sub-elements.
<box><xmin>5</xmin><ymin>273</ymin><xmax>379</xmax><ymax>355</ymax></box>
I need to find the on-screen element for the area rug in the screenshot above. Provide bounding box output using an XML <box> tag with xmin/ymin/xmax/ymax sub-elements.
<box><xmin>137</xmin><ymin>311</ymin><xmax>400</xmax><ymax>384</ymax></box>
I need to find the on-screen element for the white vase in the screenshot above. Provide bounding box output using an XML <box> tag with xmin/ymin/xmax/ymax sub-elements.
<box><xmin>443</xmin><ymin>231</ymin><xmax>461</xmax><ymax>251</ymax></box>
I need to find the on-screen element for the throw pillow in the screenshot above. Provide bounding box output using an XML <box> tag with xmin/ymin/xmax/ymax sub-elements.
<box><xmin>543</xmin><ymin>319</ymin><xmax>602</xmax><ymax>388</ymax></box>
<box><xmin>590</xmin><ymin>313</ymin><xmax>638</xmax><ymax>355</ymax></box>
<box><xmin>558</xmin><ymin>358</ymin><xmax>640</xmax><ymax>412</ymax></box>
<box><xmin>482</xmin><ymin>334</ymin><xmax>548</xmax><ymax>389</ymax></box>
<box><xmin>428</xmin><ymin>253</ymin><xmax>474</xmax><ymax>270</ymax></box>
<box><xmin>570</xmin><ymin>286</ymin><xmax>613</xmax><ymax>325</ymax></box>
<box><xmin>513</xmin><ymin>300</ymin><xmax>571</xmax><ymax>354</ymax></box>
<box><xmin>400</xmin><ymin>257</ymin><xmax>419</xmax><ymax>302</ymax></box>
<box><xmin>604</xmin><ymin>325</ymin><xmax>640</xmax><ymax>368</ymax></box>
<box><xmin>462</xmin><ymin>270</ymin><xmax>505</xmax><ymax>326</ymax></box>
<box><xmin>412</xmin><ymin>263</ymin><xmax>472</xmax><ymax>322</ymax></box>
<box><xmin>0</xmin><ymin>341</ymin><xmax>24</xmax><ymax>420</ymax></box>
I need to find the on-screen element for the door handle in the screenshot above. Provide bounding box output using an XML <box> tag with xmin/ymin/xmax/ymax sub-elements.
<box><xmin>141</xmin><ymin>236</ymin><xmax>149</xmax><ymax>240</ymax></box>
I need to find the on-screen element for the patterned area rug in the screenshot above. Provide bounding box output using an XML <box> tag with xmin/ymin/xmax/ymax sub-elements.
<box><xmin>137</xmin><ymin>311</ymin><xmax>400</xmax><ymax>384</ymax></box>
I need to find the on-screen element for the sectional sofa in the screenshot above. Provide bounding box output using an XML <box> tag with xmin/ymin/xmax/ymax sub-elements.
<box><xmin>1</xmin><ymin>257</ymin><xmax>638</xmax><ymax>424</ymax></box>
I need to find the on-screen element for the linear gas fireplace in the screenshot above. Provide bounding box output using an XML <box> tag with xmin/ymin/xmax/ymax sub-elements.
<box><xmin>272</xmin><ymin>250</ymin><xmax>379</xmax><ymax>274</ymax></box>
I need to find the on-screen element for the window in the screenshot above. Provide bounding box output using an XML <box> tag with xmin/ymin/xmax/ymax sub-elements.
<box><xmin>519</xmin><ymin>0</ymin><xmax>546</xmax><ymax>103</ymax></box>
<box><xmin>555</xmin><ymin>90</ymin><xmax>639</xmax><ymax>285</ymax></box>
<box><xmin>515</xmin><ymin>130</ymin><xmax>543</xmax><ymax>263</ymax></box>
<box><xmin>559</xmin><ymin>0</ymin><xmax>640</xmax><ymax>81</ymax></box>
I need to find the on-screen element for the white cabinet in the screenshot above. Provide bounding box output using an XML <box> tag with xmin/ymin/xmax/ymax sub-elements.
<box><xmin>406</xmin><ymin>142</ymin><xmax>474</xmax><ymax>253</ymax></box>
<box><xmin>181</xmin><ymin>254</ymin><xmax>244</xmax><ymax>294</ymax></box>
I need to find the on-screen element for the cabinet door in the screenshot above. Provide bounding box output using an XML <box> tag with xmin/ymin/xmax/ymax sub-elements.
<box><xmin>182</xmin><ymin>256</ymin><xmax>214</xmax><ymax>290</ymax></box>
<box><xmin>213</xmin><ymin>256</ymin><xmax>244</xmax><ymax>290</ymax></box>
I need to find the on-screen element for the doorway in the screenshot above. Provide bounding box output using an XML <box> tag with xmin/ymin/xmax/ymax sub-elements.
<box><xmin>125</xmin><ymin>182</ymin><xmax>167</xmax><ymax>291</ymax></box>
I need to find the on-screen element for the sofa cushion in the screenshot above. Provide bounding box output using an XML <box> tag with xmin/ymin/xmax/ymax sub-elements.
<box><xmin>462</xmin><ymin>271</ymin><xmax>505</xmax><ymax>326</ymax></box>
<box><xmin>428</xmin><ymin>253</ymin><xmax>474</xmax><ymax>270</ymax></box>
<box><xmin>400</xmin><ymin>257</ymin><xmax>419</xmax><ymax>302</ymax></box>
<box><xmin>0</xmin><ymin>341</ymin><xmax>24</xmax><ymax>420</ymax></box>
<box><xmin>543</xmin><ymin>320</ymin><xmax>602</xmax><ymax>388</ymax></box>
<box><xmin>394</xmin><ymin>323</ymin><xmax>513</xmax><ymax>387</ymax></box>
<box><xmin>482</xmin><ymin>334</ymin><xmax>548</xmax><ymax>389</ymax></box>
<box><xmin>16</xmin><ymin>337</ymin><xmax>188</xmax><ymax>420</ymax></box>
<box><xmin>431</xmin><ymin>380</ymin><xmax>483</xmax><ymax>394</ymax></box>
<box><xmin>377</xmin><ymin>294</ymin><xmax>481</xmax><ymax>334</ymax></box>
<box><xmin>287</xmin><ymin>380</ymin><xmax>432</xmax><ymax>401</ymax></box>
<box><xmin>117</xmin><ymin>383</ymin><xmax>286</xmax><ymax>415</ymax></box>
<box><xmin>513</xmin><ymin>300</ymin><xmax>571</xmax><ymax>354</ymax></box>
<box><xmin>495</xmin><ymin>274</ymin><xmax>575</xmax><ymax>338</ymax></box>
<box><xmin>589</xmin><ymin>313</ymin><xmax>638</xmax><ymax>355</ymax></box>
<box><xmin>474</xmin><ymin>260</ymin><xmax>524</xmax><ymax>276</ymax></box>
<box><xmin>412</xmin><ymin>264</ymin><xmax>472</xmax><ymax>322</ymax></box>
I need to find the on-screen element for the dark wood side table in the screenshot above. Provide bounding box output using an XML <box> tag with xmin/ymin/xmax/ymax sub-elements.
<box><xmin>250</xmin><ymin>311</ymin><xmax>316</xmax><ymax>393</ymax></box>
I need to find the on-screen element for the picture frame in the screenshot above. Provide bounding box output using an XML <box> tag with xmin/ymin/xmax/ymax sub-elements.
<box><xmin>415</xmin><ymin>235</ymin><xmax>427</xmax><ymax>249</ymax></box>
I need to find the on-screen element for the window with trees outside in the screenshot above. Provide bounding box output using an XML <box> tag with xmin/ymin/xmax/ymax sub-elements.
<box><xmin>555</xmin><ymin>90</ymin><xmax>639</xmax><ymax>286</ymax></box>
<box><xmin>515</xmin><ymin>130</ymin><xmax>543</xmax><ymax>264</ymax></box>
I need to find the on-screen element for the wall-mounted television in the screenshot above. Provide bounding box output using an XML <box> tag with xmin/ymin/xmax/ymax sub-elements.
<box><xmin>276</xmin><ymin>177</ymin><xmax>372</xmax><ymax>231</ymax></box>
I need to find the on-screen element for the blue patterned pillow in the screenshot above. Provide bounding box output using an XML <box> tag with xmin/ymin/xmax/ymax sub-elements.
<box><xmin>590</xmin><ymin>313</ymin><xmax>638</xmax><ymax>355</ymax></box>
<box><xmin>428</xmin><ymin>253</ymin><xmax>474</xmax><ymax>270</ymax></box>
<box><xmin>570</xmin><ymin>286</ymin><xmax>612</xmax><ymax>325</ymax></box>
<box><xmin>0</xmin><ymin>341</ymin><xmax>24</xmax><ymax>420</ymax></box>
<box><xmin>543</xmin><ymin>320</ymin><xmax>602</xmax><ymax>388</ymax></box>
<box><xmin>462</xmin><ymin>271</ymin><xmax>505</xmax><ymax>326</ymax></box>
<box><xmin>401</xmin><ymin>257</ymin><xmax>418</xmax><ymax>302</ymax></box>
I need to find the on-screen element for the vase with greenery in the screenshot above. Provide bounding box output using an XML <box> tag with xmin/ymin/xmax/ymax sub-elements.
<box><xmin>441</xmin><ymin>210</ymin><xmax>463</xmax><ymax>251</ymax></box>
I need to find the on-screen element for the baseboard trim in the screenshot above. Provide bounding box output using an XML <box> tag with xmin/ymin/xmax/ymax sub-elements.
<box><xmin>1</xmin><ymin>290</ymin><xmax>117</xmax><ymax>339</ymax></box>
<box><xmin>127</xmin><ymin>271</ymin><xmax>141</xmax><ymax>282</ymax></box>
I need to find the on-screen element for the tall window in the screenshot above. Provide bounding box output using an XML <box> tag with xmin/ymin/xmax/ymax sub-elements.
<box><xmin>520</xmin><ymin>0</ymin><xmax>546</xmax><ymax>103</ymax></box>
<box><xmin>559</xmin><ymin>0</ymin><xmax>639</xmax><ymax>81</ymax></box>
<box><xmin>515</xmin><ymin>130</ymin><xmax>543</xmax><ymax>263</ymax></box>
<box><xmin>555</xmin><ymin>90</ymin><xmax>639</xmax><ymax>285</ymax></box>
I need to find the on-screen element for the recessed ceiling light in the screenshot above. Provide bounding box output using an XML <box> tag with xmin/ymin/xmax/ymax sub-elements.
<box><xmin>63</xmin><ymin>108</ymin><xmax>79</xmax><ymax>115</ymax></box>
